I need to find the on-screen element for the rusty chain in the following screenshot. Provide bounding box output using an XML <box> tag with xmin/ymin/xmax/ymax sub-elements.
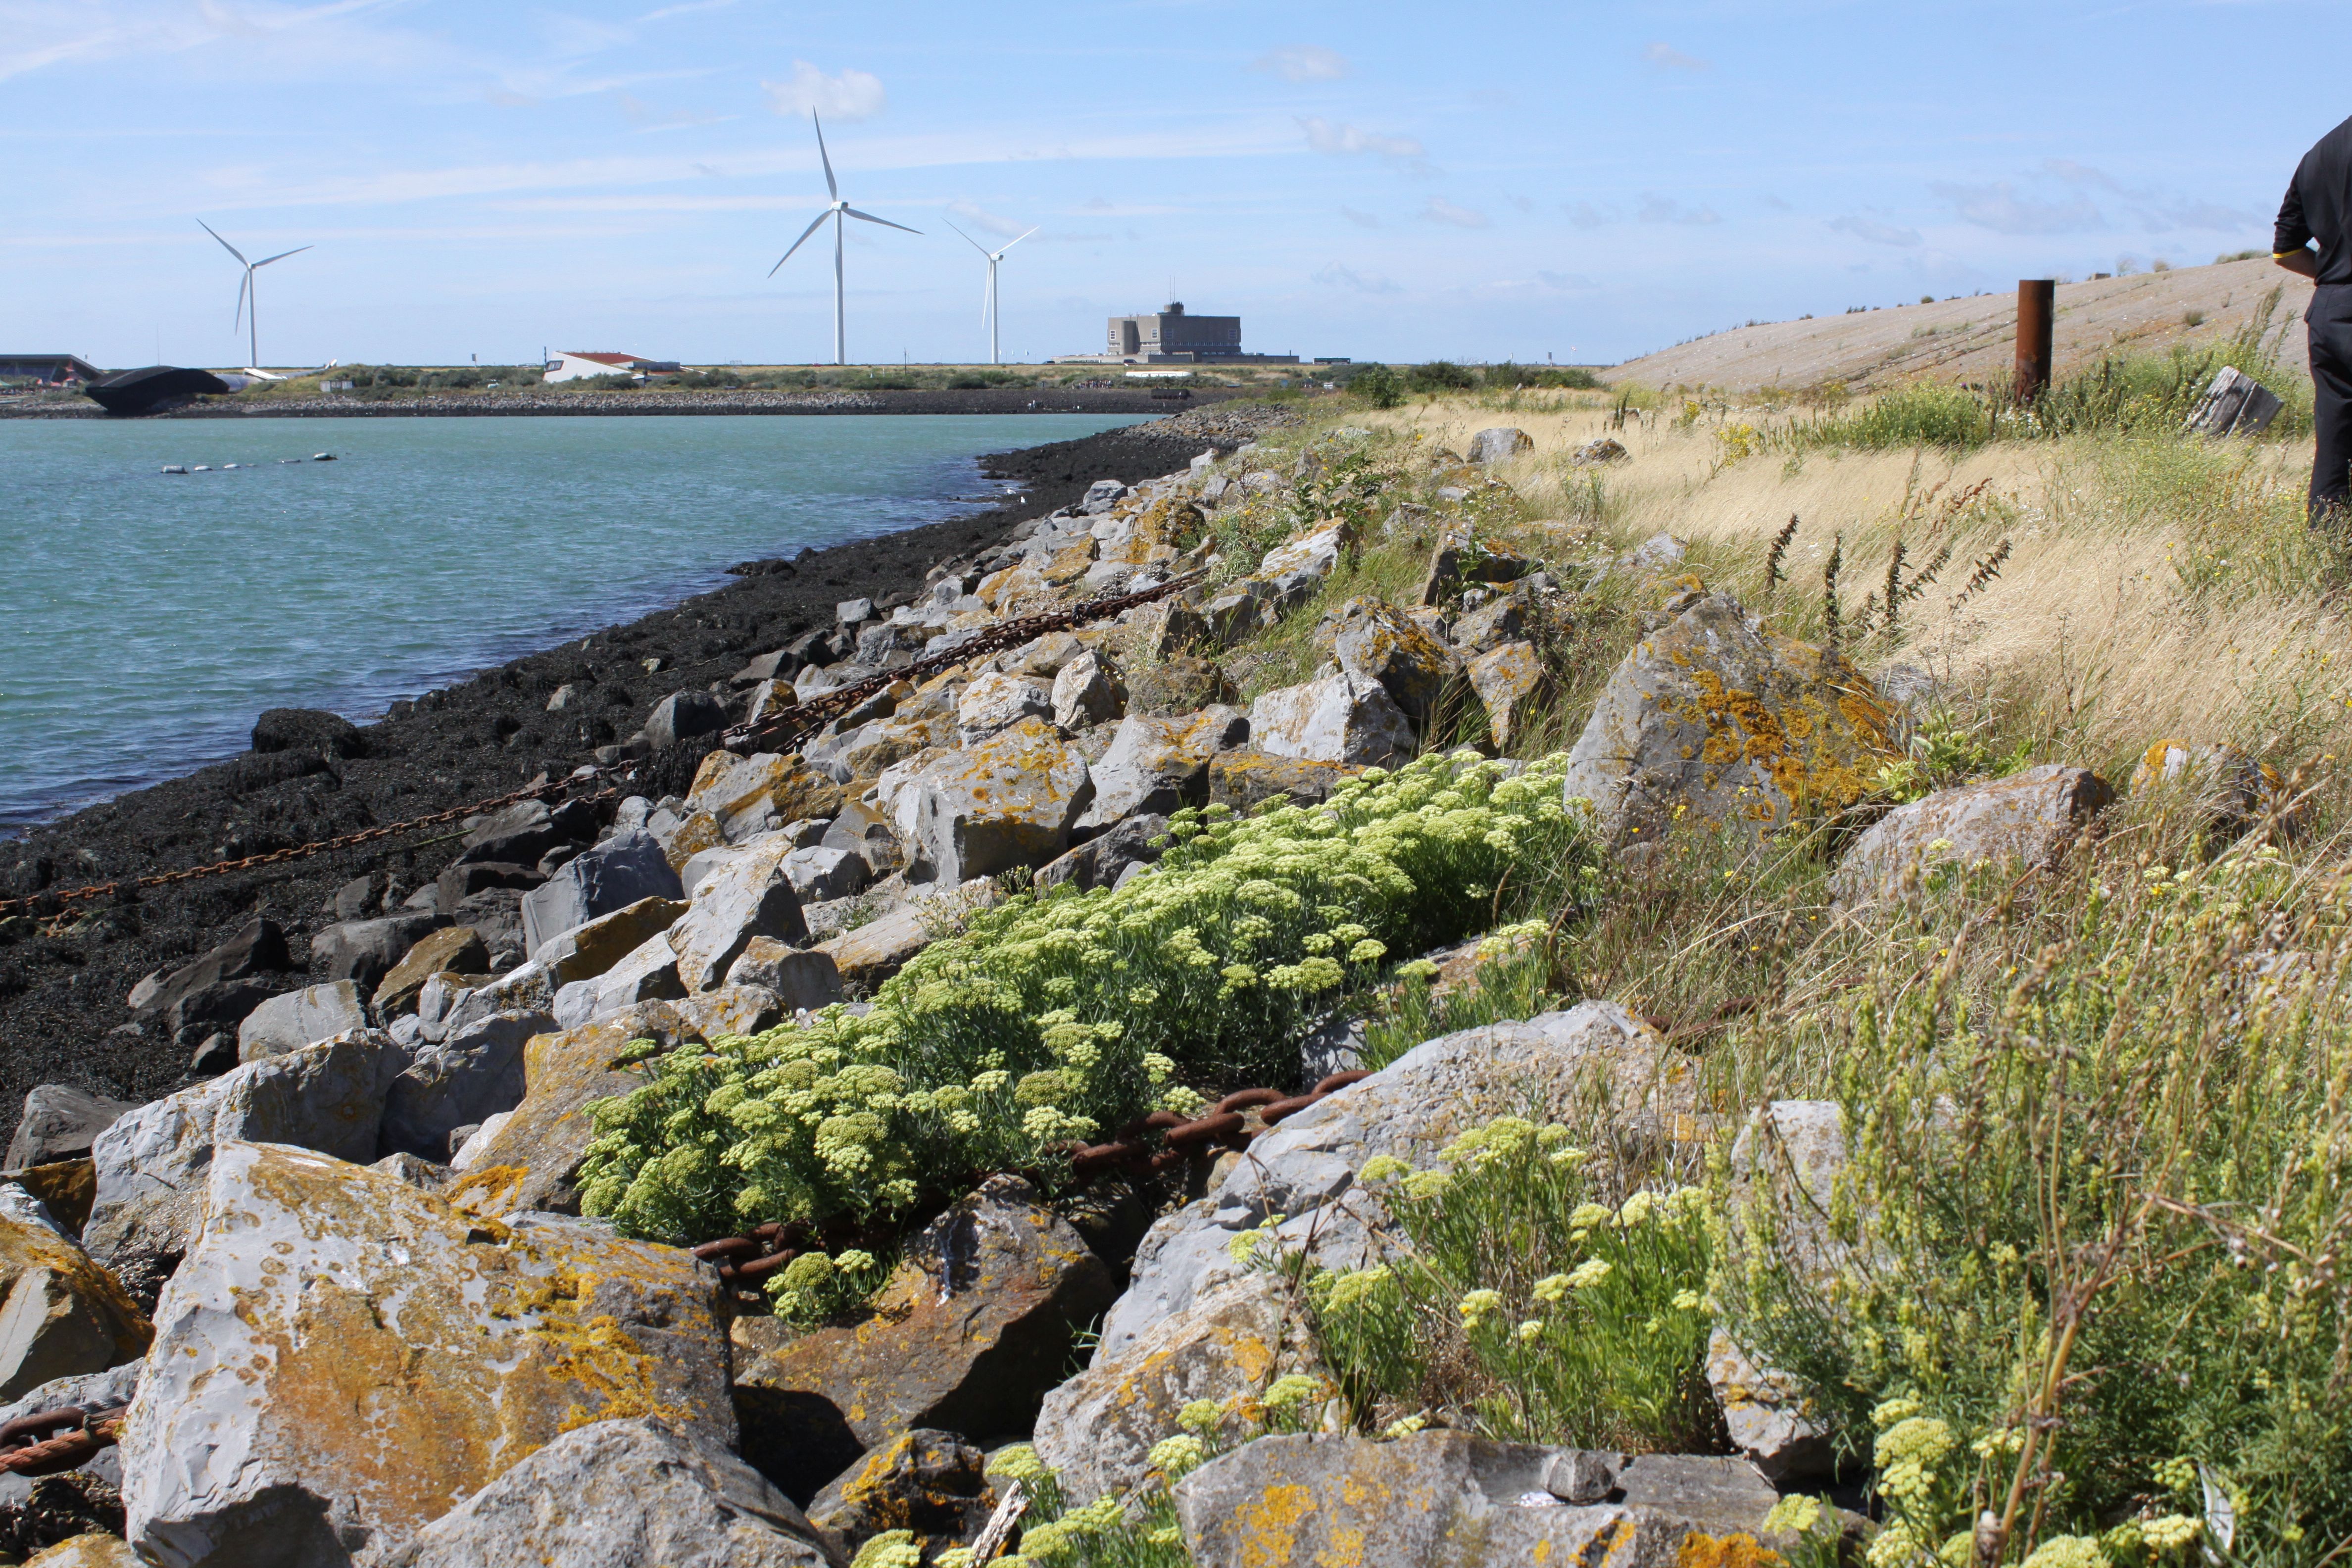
<box><xmin>686</xmin><ymin>1069</ymin><xmax>1371</xmax><ymax>1284</ymax></box>
<box><xmin>0</xmin><ymin>1403</ymin><xmax>128</xmax><ymax>1478</ymax></box>
<box><xmin>0</xmin><ymin>568</ymin><xmax>1208</xmax><ymax>921</ymax></box>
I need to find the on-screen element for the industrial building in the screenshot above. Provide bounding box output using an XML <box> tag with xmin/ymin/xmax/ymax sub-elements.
<box><xmin>1089</xmin><ymin>304</ymin><xmax>1297</xmax><ymax>364</ymax></box>
<box><xmin>541</xmin><ymin>350</ymin><xmax>683</xmax><ymax>383</ymax></box>
<box><xmin>0</xmin><ymin>354</ymin><xmax>102</xmax><ymax>385</ymax></box>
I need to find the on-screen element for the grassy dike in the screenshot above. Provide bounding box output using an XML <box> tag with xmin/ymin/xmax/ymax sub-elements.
<box><xmin>585</xmin><ymin>351</ymin><xmax>2352</xmax><ymax>1567</ymax></box>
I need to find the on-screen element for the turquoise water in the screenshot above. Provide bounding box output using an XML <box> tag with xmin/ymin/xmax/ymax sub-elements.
<box><xmin>0</xmin><ymin>413</ymin><xmax>1147</xmax><ymax>825</ymax></box>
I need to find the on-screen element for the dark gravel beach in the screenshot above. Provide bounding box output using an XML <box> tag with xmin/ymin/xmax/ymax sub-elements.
<box><xmin>0</xmin><ymin>407</ymin><xmax>1275</xmax><ymax>1137</ymax></box>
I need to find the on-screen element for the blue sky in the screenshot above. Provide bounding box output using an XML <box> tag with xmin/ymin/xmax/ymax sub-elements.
<box><xmin>4</xmin><ymin>0</ymin><xmax>2343</xmax><ymax>369</ymax></box>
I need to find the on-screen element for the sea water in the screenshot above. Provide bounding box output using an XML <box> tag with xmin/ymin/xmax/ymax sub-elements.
<box><xmin>0</xmin><ymin>413</ymin><xmax>1148</xmax><ymax>826</ymax></box>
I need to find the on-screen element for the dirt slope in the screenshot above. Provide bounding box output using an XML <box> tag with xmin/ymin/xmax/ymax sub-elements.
<box><xmin>1608</xmin><ymin>257</ymin><xmax>2313</xmax><ymax>393</ymax></box>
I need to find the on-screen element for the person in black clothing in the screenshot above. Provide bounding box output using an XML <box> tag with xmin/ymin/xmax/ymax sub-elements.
<box><xmin>2278</xmin><ymin>115</ymin><xmax>2352</xmax><ymax>523</ymax></box>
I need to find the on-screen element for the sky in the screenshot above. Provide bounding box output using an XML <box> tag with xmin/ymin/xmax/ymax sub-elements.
<box><xmin>5</xmin><ymin>0</ymin><xmax>2346</xmax><ymax>370</ymax></box>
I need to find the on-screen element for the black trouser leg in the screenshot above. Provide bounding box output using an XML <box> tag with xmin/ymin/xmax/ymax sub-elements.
<box><xmin>2308</xmin><ymin>286</ymin><xmax>2352</xmax><ymax>525</ymax></box>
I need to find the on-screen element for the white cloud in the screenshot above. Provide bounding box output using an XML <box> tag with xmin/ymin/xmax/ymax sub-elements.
<box><xmin>1421</xmin><ymin>196</ymin><xmax>1487</xmax><ymax>228</ymax></box>
<box><xmin>1644</xmin><ymin>42</ymin><xmax>1709</xmax><ymax>71</ymax></box>
<box><xmin>1536</xmin><ymin>270</ymin><xmax>1598</xmax><ymax>290</ymax></box>
<box><xmin>1565</xmin><ymin>200</ymin><xmax>1613</xmax><ymax>228</ymax></box>
<box><xmin>1299</xmin><ymin>116</ymin><xmax>1424</xmax><ymax>167</ymax></box>
<box><xmin>1341</xmin><ymin>206</ymin><xmax>1380</xmax><ymax>228</ymax></box>
<box><xmin>1314</xmin><ymin>262</ymin><xmax>1400</xmax><ymax>294</ymax></box>
<box><xmin>1830</xmin><ymin>212</ymin><xmax>1922</xmax><ymax>247</ymax></box>
<box><xmin>1254</xmin><ymin>44</ymin><xmax>1348</xmax><ymax>81</ymax></box>
<box><xmin>1638</xmin><ymin>193</ymin><xmax>1719</xmax><ymax>225</ymax></box>
<box><xmin>1930</xmin><ymin>179</ymin><xmax>2100</xmax><ymax>235</ymax></box>
<box><xmin>948</xmin><ymin>199</ymin><xmax>1029</xmax><ymax>239</ymax></box>
<box><xmin>763</xmin><ymin>59</ymin><xmax>885</xmax><ymax>121</ymax></box>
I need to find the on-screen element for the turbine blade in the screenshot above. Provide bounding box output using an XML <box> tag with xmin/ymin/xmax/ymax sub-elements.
<box><xmin>812</xmin><ymin>110</ymin><xmax>838</xmax><ymax>200</ymax></box>
<box><xmin>768</xmin><ymin>210</ymin><xmax>831</xmax><ymax>276</ymax></box>
<box><xmin>198</xmin><ymin>219</ymin><xmax>247</xmax><ymax>265</ymax></box>
<box><xmin>842</xmin><ymin>207</ymin><xmax>921</xmax><ymax>235</ymax></box>
<box><xmin>234</xmin><ymin>271</ymin><xmax>250</xmax><ymax>332</ymax></box>
<box><xmin>998</xmin><ymin>226</ymin><xmax>1039</xmax><ymax>255</ymax></box>
<box><xmin>945</xmin><ymin>221</ymin><xmax>991</xmax><ymax>257</ymax></box>
<box><xmin>982</xmin><ymin>265</ymin><xmax>993</xmax><ymax>325</ymax></box>
<box><xmin>253</xmin><ymin>245</ymin><xmax>312</xmax><ymax>268</ymax></box>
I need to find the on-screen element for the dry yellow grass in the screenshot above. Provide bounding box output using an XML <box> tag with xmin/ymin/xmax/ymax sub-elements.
<box><xmin>1349</xmin><ymin>394</ymin><xmax>2352</xmax><ymax>775</ymax></box>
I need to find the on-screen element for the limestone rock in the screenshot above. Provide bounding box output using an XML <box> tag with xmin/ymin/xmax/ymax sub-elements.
<box><xmin>2131</xmin><ymin>739</ymin><xmax>2290</xmax><ymax>837</ymax></box>
<box><xmin>1176</xmin><ymin>1431</ymin><xmax>1715</xmax><ymax>1568</ymax></box>
<box><xmin>25</xmin><ymin>1536</ymin><xmax>141</xmax><ymax>1567</ymax></box>
<box><xmin>533</xmin><ymin>896</ymin><xmax>688</xmax><ymax>988</ymax></box>
<box><xmin>1254</xmin><ymin>522</ymin><xmax>1350</xmax><ymax>599</ymax></box>
<box><xmin>379</xmin><ymin>1010</ymin><xmax>549</xmax><ymax>1163</ymax></box>
<box><xmin>956</xmin><ymin>672</ymin><xmax>1053</xmax><ymax>737</ymax></box>
<box><xmin>85</xmin><ymin>1033</ymin><xmax>409</xmax><ymax>1294</ymax></box>
<box><xmin>1708</xmin><ymin>1328</ymin><xmax>1835</xmax><ymax>1483</ymax></box>
<box><xmin>1036</xmin><ymin>1274</ymin><xmax>1314</xmax><ymax>1507</ymax></box>
<box><xmin>1467</xmin><ymin>640</ymin><xmax>1551</xmax><ymax>751</ymax></box>
<box><xmin>1074</xmin><ymin>706</ymin><xmax>1250</xmax><ymax>831</ymax></box>
<box><xmin>375</xmin><ymin>1418</ymin><xmax>838</xmax><ymax>1568</ymax></box>
<box><xmin>1563</xmin><ymin>593</ymin><xmax>1898</xmax><ymax>847</ymax></box>
<box><xmin>671</xmin><ymin>985</ymin><xmax>784</xmax><ymax>1043</ymax></box>
<box><xmin>669</xmin><ymin>839</ymin><xmax>811</xmax><ymax>992</ymax></box>
<box><xmin>1467</xmin><ymin>426</ymin><xmax>1533</xmax><ymax>464</ymax></box>
<box><xmin>1417</xmin><ymin>528</ymin><xmax>1533</xmax><ymax>607</ymax></box>
<box><xmin>309</xmin><ymin>914</ymin><xmax>443</xmax><ymax>995</ymax></box>
<box><xmin>1830</xmin><ymin>764</ymin><xmax>2114</xmax><ymax>907</ymax></box>
<box><xmin>1247</xmin><ymin>671</ymin><xmax>1417</xmax><ymax>769</ymax></box>
<box><xmin>734</xmin><ymin>1176</ymin><xmax>1114</xmax><ymax>1449</ymax></box>
<box><xmin>686</xmin><ymin>752</ymin><xmax>843</xmax><ymax>842</ymax></box>
<box><xmin>1033</xmin><ymin>815</ymin><xmax>1168</xmax><ymax>896</ymax></box>
<box><xmin>5</xmin><ymin>1089</ymin><xmax>136</xmax><ymax>1172</ymax></box>
<box><xmin>127</xmin><ymin>921</ymin><xmax>289</xmax><ymax>1025</ymax></box>
<box><xmin>234</xmin><ymin>982</ymin><xmax>367</xmax><ymax>1064</ymax></box>
<box><xmin>372</xmin><ymin>928</ymin><xmax>489</xmax><ymax>1018</ymax></box>
<box><xmin>121</xmin><ymin>1143</ymin><xmax>735</xmax><ymax>1568</ymax></box>
<box><xmin>911</xmin><ymin>718</ymin><xmax>1093</xmax><ymax>884</ymax></box>
<box><xmin>782</xmin><ymin>847</ymin><xmax>869</xmax><ymax>905</ymax></box>
<box><xmin>1327</xmin><ymin>598</ymin><xmax>1461</xmax><ymax>734</ymax></box>
<box><xmin>726</xmin><ymin>939</ymin><xmax>844</xmax><ymax>1013</ymax></box>
<box><xmin>1050</xmin><ymin>650</ymin><xmax>1121</xmax><ymax>730</ymax></box>
<box><xmin>804</xmin><ymin>1429</ymin><xmax>992</xmax><ymax>1563</ymax></box>
<box><xmin>647</xmin><ymin>688</ymin><xmax>728</xmax><ymax>750</ymax></box>
<box><xmin>1125</xmin><ymin>601</ymin><xmax>1214</xmax><ymax>661</ymax></box>
<box><xmin>1451</xmin><ymin>583</ymin><xmax>1534</xmax><ymax>653</ymax></box>
<box><xmin>1570</xmin><ymin>436</ymin><xmax>1628</xmax><ymax>466</ymax></box>
<box><xmin>520</xmin><ymin>830</ymin><xmax>685</xmax><ymax>959</ymax></box>
<box><xmin>810</xmin><ymin>882</ymin><xmax>991</xmax><ymax>994</ymax></box>
<box><xmin>1207</xmin><ymin>751</ymin><xmax>1360</xmax><ymax>812</ymax></box>
<box><xmin>440</xmin><ymin>1007</ymin><xmax>675</xmax><ymax>1218</ymax></box>
<box><xmin>1101</xmin><ymin>1003</ymin><xmax>1683</xmax><ymax>1358</ymax></box>
<box><xmin>0</xmin><ymin>1207</ymin><xmax>148</xmax><ymax>1402</ymax></box>
<box><xmin>560</xmin><ymin>932</ymin><xmax>687</xmax><ymax>1028</ymax></box>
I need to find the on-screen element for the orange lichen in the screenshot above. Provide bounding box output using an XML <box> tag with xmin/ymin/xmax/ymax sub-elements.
<box><xmin>1678</xmin><ymin>1531</ymin><xmax>1787</xmax><ymax>1568</ymax></box>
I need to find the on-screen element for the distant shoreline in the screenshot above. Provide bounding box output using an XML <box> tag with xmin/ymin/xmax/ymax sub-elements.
<box><xmin>0</xmin><ymin>385</ymin><xmax>1248</xmax><ymax>420</ymax></box>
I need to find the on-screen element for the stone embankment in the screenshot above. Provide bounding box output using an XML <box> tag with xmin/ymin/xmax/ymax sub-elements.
<box><xmin>0</xmin><ymin>386</ymin><xmax>1246</xmax><ymax>420</ymax></box>
<box><xmin>0</xmin><ymin>404</ymin><xmax>2224</xmax><ymax>1564</ymax></box>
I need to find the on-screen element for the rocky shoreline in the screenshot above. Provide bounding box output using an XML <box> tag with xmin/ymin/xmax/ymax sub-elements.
<box><xmin>0</xmin><ymin>386</ymin><xmax>1246</xmax><ymax>420</ymax></box>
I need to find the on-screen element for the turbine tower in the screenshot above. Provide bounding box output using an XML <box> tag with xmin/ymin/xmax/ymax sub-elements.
<box><xmin>947</xmin><ymin>221</ymin><xmax>1038</xmax><ymax>366</ymax></box>
<box><xmin>198</xmin><ymin>221</ymin><xmax>310</xmax><ymax>370</ymax></box>
<box><xmin>769</xmin><ymin>110</ymin><xmax>921</xmax><ymax>366</ymax></box>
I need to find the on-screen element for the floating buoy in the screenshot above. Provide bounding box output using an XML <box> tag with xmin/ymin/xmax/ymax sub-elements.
<box><xmin>161</xmin><ymin>465</ymin><xmax>188</xmax><ymax>475</ymax></box>
<box><xmin>221</xmin><ymin>463</ymin><xmax>243</xmax><ymax>470</ymax></box>
<box><xmin>312</xmin><ymin>452</ymin><xmax>336</xmax><ymax>462</ymax></box>
<box><xmin>279</xmin><ymin>458</ymin><xmax>302</xmax><ymax>464</ymax></box>
<box><xmin>192</xmin><ymin>465</ymin><xmax>211</xmax><ymax>472</ymax></box>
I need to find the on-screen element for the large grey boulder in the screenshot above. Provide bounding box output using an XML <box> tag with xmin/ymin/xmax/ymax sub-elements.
<box><xmin>1175</xmin><ymin>1432</ymin><xmax>1767</xmax><ymax>1568</ymax></box>
<box><xmin>1051</xmin><ymin>649</ymin><xmax>1121</xmax><ymax>730</ymax></box>
<box><xmin>647</xmin><ymin>689</ymin><xmax>729</xmax><ymax>750</ymax></box>
<box><xmin>1100</xmin><ymin>1002</ymin><xmax>1681</xmax><ymax>1359</ymax></box>
<box><xmin>377</xmin><ymin>1010</ymin><xmax>549</xmax><ymax>1162</ymax></box>
<box><xmin>1074</xmin><ymin>706</ymin><xmax>1249</xmax><ymax>831</ymax></box>
<box><xmin>309</xmin><ymin>913</ymin><xmax>443</xmax><ymax>993</ymax></box>
<box><xmin>1831</xmin><ymin>764</ymin><xmax>2115</xmax><ymax>907</ymax></box>
<box><xmin>83</xmin><ymin>1033</ymin><xmax>409</xmax><ymax>1292</ymax></box>
<box><xmin>129</xmin><ymin>921</ymin><xmax>290</xmax><ymax>1029</ymax></box>
<box><xmin>1562</xmin><ymin>593</ymin><xmax>1898</xmax><ymax>847</ymax></box>
<box><xmin>1247</xmin><ymin>671</ymin><xmax>1417</xmax><ymax>769</ymax></box>
<box><xmin>121</xmin><ymin>1142</ymin><xmax>736</xmax><ymax>1568</ymax></box>
<box><xmin>956</xmin><ymin>671</ymin><xmax>1053</xmax><ymax>737</ymax></box>
<box><xmin>725</xmin><ymin>939</ymin><xmax>844</xmax><ymax>1012</ymax></box>
<box><xmin>1467</xmin><ymin>426</ymin><xmax>1534</xmax><ymax>464</ymax></box>
<box><xmin>804</xmin><ymin>1429</ymin><xmax>993</xmax><ymax>1564</ymax></box>
<box><xmin>234</xmin><ymin>981</ymin><xmax>367</xmax><ymax>1064</ymax></box>
<box><xmin>520</xmin><ymin>829</ymin><xmax>685</xmax><ymax>958</ymax></box>
<box><xmin>0</xmin><ymin>1202</ymin><xmax>150</xmax><ymax>1405</ymax></box>
<box><xmin>5</xmin><ymin>1086</ymin><xmax>138</xmax><ymax>1170</ymax></box>
<box><xmin>1036</xmin><ymin>1274</ymin><xmax>1316</xmax><ymax>1507</ymax></box>
<box><xmin>450</xmin><ymin>797</ymin><xmax>590</xmax><ymax>871</ymax></box>
<box><xmin>1326</xmin><ymin>597</ymin><xmax>1461</xmax><ymax>735</ymax></box>
<box><xmin>1034</xmin><ymin>813</ymin><xmax>1168</xmax><ymax>895</ymax></box>
<box><xmin>668</xmin><ymin>839</ymin><xmax>810</xmax><ymax>992</ymax></box>
<box><xmin>781</xmin><ymin>846</ymin><xmax>868</xmax><ymax>905</ymax></box>
<box><xmin>911</xmin><ymin>716</ymin><xmax>1094</xmax><ymax>884</ymax></box>
<box><xmin>376</xmin><ymin>1419</ymin><xmax>840</xmax><ymax>1568</ymax></box>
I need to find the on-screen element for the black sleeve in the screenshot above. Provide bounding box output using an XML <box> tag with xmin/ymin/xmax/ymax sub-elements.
<box><xmin>2278</xmin><ymin>171</ymin><xmax>2314</xmax><ymax>255</ymax></box>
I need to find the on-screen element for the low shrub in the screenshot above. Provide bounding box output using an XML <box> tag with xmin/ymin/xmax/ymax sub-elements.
<box><xmin>1302</xmin><ymin>1118</ymin><xmax>1715</xmax><ymax>1451</ymax></box>
<box><xmin>577</xmin><ymin>752</ymin><xmax>1596</xmax><ymax>1251</ymax></box>
<box><xmin>1410</xmin><ymin>360</ymin><xmax>1477</xmax><ymax>392</ymax></box>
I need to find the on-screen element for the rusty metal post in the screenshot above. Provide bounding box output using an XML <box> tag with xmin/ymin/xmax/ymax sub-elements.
<box><xmin>2014</xmin><ymin>279</ymin><xmax>2055</xmax><ymax>403</ymax></box>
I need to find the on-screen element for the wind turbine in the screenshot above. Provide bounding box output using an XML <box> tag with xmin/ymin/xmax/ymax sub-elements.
<box><xmin>198</xmin><ymin>221</ymin><xmax>311</xmax><ymax>370</ymax></box>
<box><xmin>769</xmin><ymin>110</ymin><xmax>921</xmax><ymax>366</ymax></box>
<box><xmin>947</xmin><ymin>221</ymin><xmax>1038</xmax><ymax>366</ymax></box>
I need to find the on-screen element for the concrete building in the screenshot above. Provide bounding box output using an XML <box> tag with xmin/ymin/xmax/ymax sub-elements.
<box><xmin>1096</xmin><ymin>304</ymin><xmax>1296</xmax><ymax>364</ymax></box>
<box><xmin>542</xmin><ymin>350</ymin><xmax>683</xmax><ymax>383</ymax></box>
